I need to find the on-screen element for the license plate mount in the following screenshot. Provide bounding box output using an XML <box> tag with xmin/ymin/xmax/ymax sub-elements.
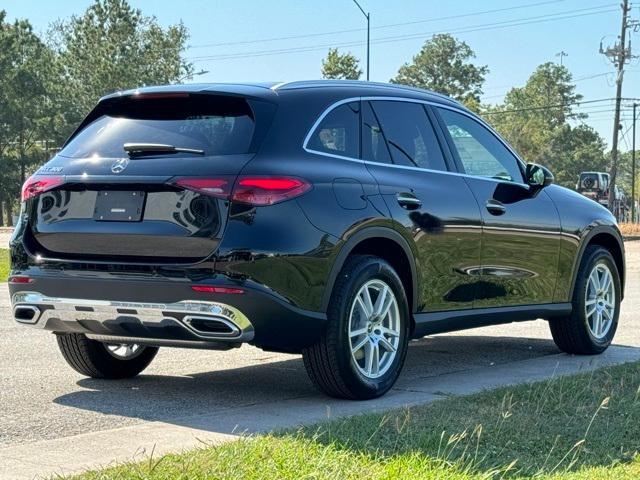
<box><xmin>93</xmin><ymin>191</ymin><xmax>146</xmax><ymax>222</ymax></box>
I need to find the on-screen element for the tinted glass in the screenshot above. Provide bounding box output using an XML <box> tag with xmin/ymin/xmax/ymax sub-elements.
<box><xmin>370</xmin><ymin>101</ymin><xmax>447</xmax><ymax>171</ymax></box>
<box><xmin>307</xmin><ymin>102</ymin><xmax>360</xmax><ymax>158</ymax></box>
<box><xmin>437</xmin><ymin>108</ymin><xmax>523</xmax><ymax>183</ymax></box>
<box><xmin>60</xmin><ymin>95</ymin><xmax>255</xmax><ymax>158</ymax></box>
<box><xmin>361</xmin><ymin>101</ymin><xmax>392</xmax><ymax>164</ymax></box>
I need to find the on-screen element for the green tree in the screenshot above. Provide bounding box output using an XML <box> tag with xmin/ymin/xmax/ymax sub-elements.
<box><xmin>391</xmin><ymin>34</ymin><xmax>488</xmax><ymax>106</ymax></box>
<box><xmin>321</xmin><ymin>48</ymin><xmax>362</xmax><ymax>80</ymax></box>
<box><xmin>0</xmin><ymin>11</ymin><xmax>56</xmax><ymax>223</ymax></box>
<box><xmin>545</xmin><ymin>124</ymin><xmax>608</xmax><ymax>188</ymax></box>
<box><xmin>48</xmin><ymin>0</ymin><xmax>193</xmax><ymax>133</ymax></box>
<box><xmin>487</xmin><ymin>63</ymin><xmax>586</xmax><ymax>165</ymax></box>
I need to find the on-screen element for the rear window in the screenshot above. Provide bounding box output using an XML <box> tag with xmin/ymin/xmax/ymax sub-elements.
<box><xmin>60</xmin><ymin>94</ymin><xmax>255</xmax><ymax>158</ymax></box>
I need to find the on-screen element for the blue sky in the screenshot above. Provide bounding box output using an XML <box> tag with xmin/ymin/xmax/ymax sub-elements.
<box><xmin>5</xmin><ymin>0</ymin><xmax>640</xmax><ymax>151</ymax></box>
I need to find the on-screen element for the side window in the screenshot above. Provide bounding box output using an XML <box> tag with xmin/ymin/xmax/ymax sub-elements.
<box><xmin>361</xmin><ymin>101</ymin><xmax>392</xmax><ymax>164</ymax></box>
<box><xmin>307</xmin><ymin>102</ymin><xmax>360</xmax><ymax>158</ymax></box>
<box><xmin>437</xmin><ymin>108</ymin><xmax>523</xmax><ymax>183</ymax></box>
<box><xmin>371</xmin><ymin>100</ymin><xmax>447</xmax><ymax>171</ymax></box>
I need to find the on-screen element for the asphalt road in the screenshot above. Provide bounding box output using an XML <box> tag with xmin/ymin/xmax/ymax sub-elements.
<box><xmin>1</xmin><ymin>242</ymin><xmax>638</xmax><ymax>450</ymax></box>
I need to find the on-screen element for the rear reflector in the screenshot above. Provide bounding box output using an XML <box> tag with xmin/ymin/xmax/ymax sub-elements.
<box><xmin>232</xmin><ymin>177</ymin><xmax>311</xmax><ymax>206</ymax></box>
<box><xmin>191</xmin><ymin>285</ymin><xmax>244</xmax><ymax>294</ymax></box>
<box><xmin>21</xmin><ymin>175</ymin><xmax>65</xmax><ymax>202</ymax></box>
<box><xmin>8</xmin><ymin>276</ymin><xmax>34</xmax><ymax>284</ymax></box>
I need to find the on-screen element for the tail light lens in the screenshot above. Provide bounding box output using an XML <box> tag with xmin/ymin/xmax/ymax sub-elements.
<box><xmin>173</xmin><ymin>176</ymin><xmax>311</xmax><ymax>206</ymax></box>
<box><xmin>171</xmin><ymin>178</ymin><xmax>230</xmax><ymax>199</ymax></box>
<box><xmin>21</xmin><ymin>175</ymin><xmax>65</xmax><ymax>202</ymax></box>
<box><xmin>232</xmin><ymin>177</ymin><xmax>311</xmax><ymax>206</ymax></box>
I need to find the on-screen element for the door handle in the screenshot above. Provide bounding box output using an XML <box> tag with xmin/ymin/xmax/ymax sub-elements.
<box><xmin>396</xmin><ymin>192</ymin><xmax>422</xmax><ymax>210</ymax></box>
<box><xmin>486</xmin><ymin>199</ymin><xmax>506</xmax><ymax>215</ymax></box>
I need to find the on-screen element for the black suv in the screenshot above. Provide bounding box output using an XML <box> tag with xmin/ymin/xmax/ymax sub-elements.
<box><xmin>10</xmin><ymin>81</ymin><xmax>625</xmax><ymax>399</ymax></box>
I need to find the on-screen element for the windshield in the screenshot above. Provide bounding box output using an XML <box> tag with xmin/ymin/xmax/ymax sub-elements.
<box><xmin>59</xmin><ymin>94</ymin><xmax>255</xmax><ymax>158</ymax></box>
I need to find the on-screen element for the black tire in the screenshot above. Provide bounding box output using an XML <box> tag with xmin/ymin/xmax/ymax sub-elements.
<box><xmin>56</xmin><ymin>333</ymin><xmax>159</xmax><ymax>379</ymax></box>
<box><xmin>549</xmin><ymin>246</ymin><xmax>621</xmax><ymax>355</ymax></box>
<box><xmin>302</xmin><ymin>255</ymin><xmax>410</xmax><ymax>400</ymax></box>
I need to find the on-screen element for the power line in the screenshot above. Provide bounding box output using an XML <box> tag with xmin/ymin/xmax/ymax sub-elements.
<box><xmin>188</xmin><ymin>5</ymin><xmax>618</xmax><ymax>62</ymax></box>
<box><xmin>186</xmin><ymin>0</ymin><xmax>571</xmax><ymax>49</ymax></box>
<box><xmin>481</xmin><ymin>72</ymin><xmax>614</xmax><ymax>101</ymax></box>
<box><xmin>482</xmin><ymin>97</ymin><xmax>640</xmax><ymax>116</ymax></box>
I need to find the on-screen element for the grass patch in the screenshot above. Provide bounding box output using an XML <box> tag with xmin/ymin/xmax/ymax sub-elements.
<box><xmin>0</xmin><ymin>249</ymin><xmax>10</xmax><ymax>282</ymax></box>
<box><xmin>72</xmin><ymin>361</ymin><xmax>640</xmax><ymax>479</ymax></box>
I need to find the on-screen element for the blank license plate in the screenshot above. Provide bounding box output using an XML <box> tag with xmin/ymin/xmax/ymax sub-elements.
<box><xmin>93</xmin><ymin>191</ymin><xmax>146</xmax><ymax>222</ymax></box>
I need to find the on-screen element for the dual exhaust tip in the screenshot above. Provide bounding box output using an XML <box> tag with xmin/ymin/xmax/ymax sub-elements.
<box><xmin>12</xmin><ymin>306</ymin><xmax>240</xmax><ymax>338</ymax></box>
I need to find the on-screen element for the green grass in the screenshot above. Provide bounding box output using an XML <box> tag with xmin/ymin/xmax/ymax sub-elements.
<box><xmin>71</xmin><ymin>361</ymin><xmax>640</xmax><ymax>480</ymax></box>
<box><xmin>0</xmin><ymin>249</ymin><xmax>10</xmax><ymax>282</ymax></box>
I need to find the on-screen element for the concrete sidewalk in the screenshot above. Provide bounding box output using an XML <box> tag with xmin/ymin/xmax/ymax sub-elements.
<box><xmin>2</xmin><ymin>345</ymin><xmax>639</xmax><ymax>480</ymax></box>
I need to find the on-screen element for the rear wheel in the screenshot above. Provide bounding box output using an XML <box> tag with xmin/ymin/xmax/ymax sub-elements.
<box><xmin>549</xmin><ymin>246</ymin><xmax>620</xmax><ymax>354</ymax></box>
<box><xmin>56</xmin><ymin>333</ymin><xmax>158</xmax><ymax>379</ymax></box>
<box><xmin>302</xmin><ymin>255</ymin><xmax>410</xmax><ymax>399</ymax></box>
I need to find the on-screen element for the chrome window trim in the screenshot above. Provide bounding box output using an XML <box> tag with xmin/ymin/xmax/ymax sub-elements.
<box><xmin>302</xmin><ymin>95</ymin><xmax>530</xmax><ymax>188</ymax></box>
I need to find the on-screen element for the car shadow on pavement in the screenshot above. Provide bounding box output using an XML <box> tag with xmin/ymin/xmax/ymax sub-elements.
<box><xmin>52</xmin><ymin>334</ymin><xmax>561</xmax><ymax>430</ymax></box>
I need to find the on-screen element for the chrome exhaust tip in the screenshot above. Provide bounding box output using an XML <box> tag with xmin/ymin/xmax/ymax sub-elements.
<box><xmin>13</xmin><ymin>305</ymin><xmax>41</xmax><ymax>324</ymax></box>
<box><xmin>182</xmin><ymin>315</ymin><xmax>241</xmax><ymax>337</ymax></box>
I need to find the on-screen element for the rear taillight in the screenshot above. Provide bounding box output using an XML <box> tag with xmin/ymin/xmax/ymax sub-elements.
<box><xmin>172</xmin><ymin>178</ymin><xmax>230</xmax><ymax>199</ymax></box>
<box><xmin>173</xmin><ymin>176</ymin><xmax>311</xmax><ymax>206</ymax></box>
<box><xmin>232</xmin><ymin>177</ymin><xmax>311</xmax><ymax>206</ymax></box>
<box><xmin>21</xmin><ymin>175</ymin><xmax>65</xmax><ymax>202</ymax></box>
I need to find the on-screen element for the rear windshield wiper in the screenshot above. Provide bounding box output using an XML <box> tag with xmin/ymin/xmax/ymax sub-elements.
<box><xmin>123</xmin><ymin>143</ymin><xmax>205</xmax><ymax>157</ymax></box>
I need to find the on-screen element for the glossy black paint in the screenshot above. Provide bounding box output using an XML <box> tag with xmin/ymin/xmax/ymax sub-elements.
<box><xmin>9</xmin><ymin>80</ymin><xmax>625</xmax><ymax>353</ymax></box>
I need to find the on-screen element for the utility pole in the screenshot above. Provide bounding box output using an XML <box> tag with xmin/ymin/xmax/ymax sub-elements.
<box><xmin>600</xmin><ymin>0</ymin><xmax>637</xmax><ymax>218</ymax></box>
<box><xmin>555</xmin><ymin>50</ymin><xmax>568</xmax><ymax>66</ymax></box>
<box><xmin>633</xmin><ymin>103</ymin><xmax>638</xmax><ymax>222</ymax></box>
<box><xmin>352</xmin><ymin>0</ymin><xmax>370</xmax><ymax>81</ymax></box>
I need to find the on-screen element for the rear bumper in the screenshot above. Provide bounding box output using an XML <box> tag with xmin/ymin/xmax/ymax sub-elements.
<box><xmin>9</xmin><ymin>272</ymin><xmax>327</xmax><ymax>353</ymax></box>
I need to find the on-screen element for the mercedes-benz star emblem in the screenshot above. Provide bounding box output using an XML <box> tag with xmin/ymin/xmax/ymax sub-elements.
<box><xmin>111</xmin><ymin>158</ymin><xmax>129</xmax><ymax>174</ymax></box>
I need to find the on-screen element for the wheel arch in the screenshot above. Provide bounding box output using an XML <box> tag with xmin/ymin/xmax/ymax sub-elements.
<box><xmin>322</xmin><ymin>227</ymin><xmax>418</xmax><ymax>314</ymax></box>
<box><xmin>569</xmin><ymin>226</ymin><xmax>625</xmax><ymax>300</ymax></box>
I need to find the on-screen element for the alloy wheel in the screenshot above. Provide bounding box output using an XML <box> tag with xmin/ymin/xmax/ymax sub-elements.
<box><xmin>584</xmin><ymin>263</ymin><xmax>615</xmax><ymax>340</ymax></box>
<box><xmin>105</xmin><ymin>343</ymin><xmax>144</xmax><ymax>360</ymax></box>
<box><xmin>348</xmin><ymin>279</ymin><xmax>401</xmax><ymax>379</ymax></box>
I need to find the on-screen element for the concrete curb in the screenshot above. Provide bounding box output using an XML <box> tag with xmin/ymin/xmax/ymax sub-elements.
<box><xmin>1</xmin><ymin>345</ymin><xmax>639</xmax><ymax>480</ymax></box>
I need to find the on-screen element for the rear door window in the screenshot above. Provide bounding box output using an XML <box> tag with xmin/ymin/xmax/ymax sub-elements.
<box><xmin>370</xmin><ymin>100</ymin><xmax>447</xmax><ymax>171</ymax></box>
<box><xmin>307</xmin><ymin>102</ymin><xmax>360</xmax><ymax>158</ymax></box>
<box><xmin>60</xmin><ymin>94</ymin><xmax>256</xmax><ymax>158</ymax></box>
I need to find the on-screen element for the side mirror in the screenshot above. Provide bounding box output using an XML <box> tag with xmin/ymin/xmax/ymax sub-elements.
<box><xmin>525</xmin><ymin>163</ymin><xmax>554</xmax><ymax>190</ymax></box>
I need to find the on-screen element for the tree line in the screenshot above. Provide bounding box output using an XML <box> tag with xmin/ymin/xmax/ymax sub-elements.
<box><xmin>0</xmin><ymin>0</ymin><xmax>192</xmax><ymax>225</ymax></box>
<box><xmin>2</xmin><ymin>1</ymin><xmax>635</xmax><ymax>227</ymax></box>
<box><xmin>322</xmin><ymin>35</ymin><xmax>637</xmax><ymax>197</ymax></box>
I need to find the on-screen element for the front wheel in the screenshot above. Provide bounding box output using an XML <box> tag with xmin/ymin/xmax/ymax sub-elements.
<box><xmin>56</xmin><ymin>333</ymin><xmax>159</xmax><ymax>379</ymax></box>
<box><xmin>549</xmin><ymin>246</ymin><xmax>621</xmax><ymax>355</ymax></box>
<box><xmin>302</xmin><ymin>255</ymin><xmax>410</xmax><ymax>399</ymax></box>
